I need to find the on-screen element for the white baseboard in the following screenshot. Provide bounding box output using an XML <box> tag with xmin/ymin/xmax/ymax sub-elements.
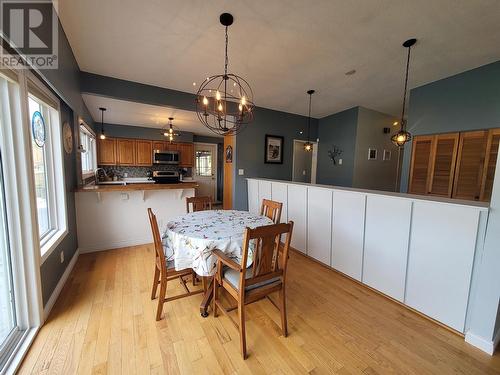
<box><xmin>78</xmin><ymin>238</ymin><xmax>151</xmax><ymax>253</ymax></box>
<box><xmin>465</xmin><ymin>331</ymin><xmax>498</xmax><ymax>355</ymax></box>
<box><xmin>43</xmin><ymin>248</ymin><xmax>79</xmax><ymax>321</ymax></box>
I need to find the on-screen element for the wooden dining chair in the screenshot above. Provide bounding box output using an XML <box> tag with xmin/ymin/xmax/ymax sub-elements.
<box><xmin>212</xmin><ymin>221</ymin><xmax>294</xmax><ymax>359</ymax></box>
<box><xmin>186</xmin><ymin>196</ymin><xmax>212</xmax><ymax>213</ymax></box>
<box><xmin>260</xmin><ymin>199</ymin><xmax>283</xmax><ymax>224</ymax></box>
<box><xmin>148</xmin><ymin>208</ymin><xmax>203</xmax><ymax>321</ymax></box>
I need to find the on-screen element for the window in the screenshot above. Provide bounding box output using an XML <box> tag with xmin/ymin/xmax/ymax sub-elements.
<box><xmin>27</xmin><ymin>79</ymin><xmax>67</xmax><ymax>258</ymax></box>
<box><xmin>79</xmin><ymin>124</ymin><xmax>96</xmax><ymax>177</ymax></box>
<box><xmin>195</xmin><ymin>150</ymin><xmax>213</xmax><ymax>176</ymax></box>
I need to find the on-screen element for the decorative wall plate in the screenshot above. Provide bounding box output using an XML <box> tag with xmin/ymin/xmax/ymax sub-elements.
<box><xmin>63</xmin><ymin>121</ymin><xmax>73</xmax><ymax>154</ymax></box>
<box><xmin>31</xmin><ymin>111</ymin><xmax>45</xmax><ymax>147</ymax></box>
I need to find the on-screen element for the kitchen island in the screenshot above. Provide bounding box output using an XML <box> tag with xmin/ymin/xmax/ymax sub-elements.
<box><xmin>75</xmin><ymin>182</ymin><xmax>198</xmax><ymax>252</ymax></box>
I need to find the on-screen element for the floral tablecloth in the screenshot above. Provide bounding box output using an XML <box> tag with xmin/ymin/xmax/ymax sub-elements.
<box><xmin>162</xmin><ymin>210</ymin><xmax>273</xmax><ymax>276</ymax></box>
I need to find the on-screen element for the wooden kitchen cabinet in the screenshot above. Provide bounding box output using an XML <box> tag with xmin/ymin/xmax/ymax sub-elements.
<box><xmin>152</xmin><ymin>141</ymin><xmax>166</xmax><ymax>151</ymax></box>
<box><xmin>135</xmin><ymin>140</ymin><xmax>153</xmax><ymax>166</ymax></box>
<box><xmin>97</xmin><ymin>138</ymin><xmax>117</xmax><ymax>165</ymax></box>
<box><xmin>116</xmin><ymin>139</ymin><xmax>136</xmax><ymax>166</ymax></box>
<box><xmin>178</xmin><ymin>142</ymin><xmax>194</xmax><ymax>167</ymax></box>
<box><xmin>452</xmin><ymin>131</ymin><xmax>488</xmax><ymax>200</ymax></box>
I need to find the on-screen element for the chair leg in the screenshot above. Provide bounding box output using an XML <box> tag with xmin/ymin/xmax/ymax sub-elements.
<box><xmin>238</xmin><ymin>299</ymin><xmax>247</xmax><ymax>359</ymax></box>
<box><xmin>279</xmin><ymin>288</ymin><xmax>288</xmax><ymax>337</ymax></box>
<box><xmin>156</xmin><ymin>277</ymin><xmax>167</xmax><ymax>321</ymax></box>
<box><xmin>192</xmin><ymin>269</ymin><xmax>197</xmax><ymax>286</ymax></box>
<box><xmin>151</xmin><ymin>266</ymin><xmax>160</xmax><ymax>300</ymax></box>
<box><xmin>212</xmin><ymin>278</ymin><xmax>219</xmax><ymax>317</ymax></box>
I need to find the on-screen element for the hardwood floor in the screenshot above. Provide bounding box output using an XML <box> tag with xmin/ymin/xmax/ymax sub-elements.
<box><xmin>19</xmin><ymin>244</ymin><xmax>500</xmax><ymax>374</ymax></box>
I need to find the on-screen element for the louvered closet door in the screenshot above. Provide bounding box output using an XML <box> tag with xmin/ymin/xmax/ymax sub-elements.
<box><xmin>409</xmin><ymin>136</ymin><xmax>434</xmax><ymax>194</ymax></box>
<box><xmin>480</xmin><ymin>129</ymin><xmax>500</xmax><ymax>201</ymax></box>
<box><xmin>452</xmin><ymin>131</ymin><xmax>488</xmax><ymax>200</ymax></box>
<box><xmin>428</xmin><ymin>133</ymin><xmax>459</xmax><ymax>197</ymax></box>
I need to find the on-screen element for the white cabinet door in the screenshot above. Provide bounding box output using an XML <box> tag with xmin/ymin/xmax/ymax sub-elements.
<box><xmin>307</xmin><ymin>187</ymin><xmax>332</xmax><ymax>264</ymax></box>
<box><xmin>287</xmin><ymin>184</ymin><xmax>307</xmax><ymax>253</ymax></box>
<box><xmin>258</xmin><ymin>180</ymin><xmax>272</xmax><ymax>213</ymax></box>
<box><xmin>363</xmin><ymin>196</ymin><xmax>412</xmax><ymax>301</ymax></box>
<box><xmin>405</xmin><ymin>201</ymin><xmax>479</xmax><ymax>332</ymax></box>
<box><xmin>247</xmin><ymin>179</ymin><xmax>259</xmax><ymax>214</ymax></box>
<box><xmin>271</xmin><ymin>182</ymin><xmax>287</xmax><ymax>223</ymax></box>
<box><xmin>331</xmin><ymin>191</ymin><xmax>365</xmax><ymax>280</ymax></box>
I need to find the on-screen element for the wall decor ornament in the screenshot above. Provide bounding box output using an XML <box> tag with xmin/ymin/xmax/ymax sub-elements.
<box><xmin>328</xmin><ymin>146</ymin><xmax>343</xmax><ymax>165</ymax></box>
<box><xmin>225</xmin><ymin>145</ymin><xmax>233</xmax><ymax>163</ymax></box>
<box><xmin>31</xmin><ymin>110</ymin><xmax>45</xmax><ymax>147</ymax></box>
<box><xmin>264</xmin><ymin>134</ymin><xmax>284</xmax><ymax>164</ymax></box>
<box><xmin>63</xmin><ymin>121</ymin><xmax>73</xmax><ymax>154</ymax></box>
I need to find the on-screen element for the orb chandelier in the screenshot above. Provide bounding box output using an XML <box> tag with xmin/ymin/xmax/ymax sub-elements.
<box><xmin>195</xmin><ymin>13</ymin><xmax>254</xmax><ymax>136</ymax></box>
<box><xmin>304</xmin><ymin>90</ymin><xmax>315</xmax><ymax>152</ymax></box>
<box><xmin>99</xmin><ymin>107</ymin><xmax>106</xmax><ymax>140</ymax></box>
<box><xmin>162</xmin><ymin>117</ymin><xmax>180</xmax><ymax>143</ymax></box>
<box><xmin>391</xmin><ymin>38</ymin><xmax>416</xmax><ymax>147</ymax></box>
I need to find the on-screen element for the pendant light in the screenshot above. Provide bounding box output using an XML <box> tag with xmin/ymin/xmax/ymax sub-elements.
<box><xmin>391</xmin><ymin>38</ymin><xmax>417</xmax><ymax>147</ymax></box>
<box><xmin>162</xmin><ymin>117</ymin><xmax>180</xmax><ymax>143</ymax></box>
<box><xmin>195</xmin><ymin>13</ymin><xmax>254</xmax><ymax>135</ymax></box>
<box><xmin>99</xmin><ymin>107</ymin><xmax>106</xmax><ymax>140</ymax></box>
<box><xmin>304</xmin><ymin>90</ymin><xmax>315</xmax><ymax>152</ymax></box>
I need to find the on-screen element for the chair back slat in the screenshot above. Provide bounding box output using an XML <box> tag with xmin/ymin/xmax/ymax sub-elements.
<box><xmin>260</xmin><ymin>199</ymin><xmax>283</xmax><ymax>224</ymax></box>
<box><xmin>148</xmin><ymin>208</ymin><xmax>166</xmax><ymax>268</ymax></box>
<box><xmin>241</xmin><ymin>222</ymin><xmax>294</xmax><ymax>290</ymax></box>
<box><xmin>186</xmin><ymin>196</ymin><xmax>212</xmax><ymax>213</ymax></box>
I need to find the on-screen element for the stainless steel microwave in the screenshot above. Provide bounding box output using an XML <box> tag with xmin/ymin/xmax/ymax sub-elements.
<box><xmin>153</xmin><ymin>150</ymin><xmax>179</xmax><ymax>165</ymax></box>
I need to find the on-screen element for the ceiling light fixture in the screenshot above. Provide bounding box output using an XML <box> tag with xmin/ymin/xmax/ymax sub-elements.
<box><xmin>99</xmin><ymin>107</ymin><xmax>106</xmax><ymax>140</ymax></box>
<box><xmin>195</xmin><ymin>13</ymin><xmax>254</xmax><ymax>136</ymax></box>
<box><xmin>304</xmin><ymin>90</ymin><xmax>315</xmax><ymax>152</ymax></box>
<box><xmin>162</xmin><ymin>117</ymin><xmax>180</xmax><ymax>143</ymax></box>
<box><xmin>391</xmin><ymin>38</ymin><xmax>416</xmax><ymax>147</ymax></box>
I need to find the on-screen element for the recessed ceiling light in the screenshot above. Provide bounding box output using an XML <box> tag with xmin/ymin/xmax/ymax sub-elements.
<box><xmin>345</xmin><ymin>69</ymin><xmax>356</xmax><ymax>76</ymax></box>
<box><xmin>299</xmin><ymin>131</ymin><xmax>303</xmax><ymax>134</ymax></box>
<box><xmin>393</xmin><ymin>121</ymin><xmax>399</xmax><ymax>126</ymax></box>
<box><xmin>192</xmin><ymin>82</ymin><xmax>196</xmax><ymax>86</ymax></box>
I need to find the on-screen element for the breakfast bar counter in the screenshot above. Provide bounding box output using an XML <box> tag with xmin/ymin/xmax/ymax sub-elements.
<box><xmin>75</xmin><ymin>182</ymin><xmax>198</xmax><ymax>192</ymax></box>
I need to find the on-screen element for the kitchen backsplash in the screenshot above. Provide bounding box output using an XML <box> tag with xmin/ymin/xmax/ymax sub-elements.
<box><xmin>99</xmin><ymin>165</ymin><xmax>192</xmax><ymax>178</ymax></box>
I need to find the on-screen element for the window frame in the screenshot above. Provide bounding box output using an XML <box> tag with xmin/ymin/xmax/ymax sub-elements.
<box><xmin>26</xmin><ymin>73</ymin><xmax>68</xmax><ymax>262</ymax></box>
<box><xmin>79</xmin><ymin>121</ymin><xmax>97</xmax><ymax>179</ymax></box>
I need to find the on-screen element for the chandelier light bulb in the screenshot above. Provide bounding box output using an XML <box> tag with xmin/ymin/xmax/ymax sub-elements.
<box><xmin>100</xmin><ymin>133</ymin><xmax>106</xmax><ymax>140</ymax></box>
<box><xmin>239</xmin><ymin>103</ymin><xmax>243</xmax><ymax>112</ymax></box>
<box><xmin>218</xmin><ymin>103</ymin><xmax>223</xmax><ymax>112</ymax></box>
<box><xmin>216</xmin><ymin>91</ymin><xmax>221</xmax><ymax>101</ymax></box>
<box><xmin>202</xmin><ymin>96</ymin><xmax>209</xmax><ymax>106</ymax></box>
<box><xmin>241</xmin><ymin>96</ymin><xmax>246</xmax><ymax>105</ymax></box>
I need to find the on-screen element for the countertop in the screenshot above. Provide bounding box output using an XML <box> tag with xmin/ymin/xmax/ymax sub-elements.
<box><xmin>75</xmin><ymin>182</ymin><xmax>198</xmax><ymax>192</ymax></box>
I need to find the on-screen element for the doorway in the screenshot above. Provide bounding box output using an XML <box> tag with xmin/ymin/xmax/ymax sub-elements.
<box><xmin>194</xmin><ymin>143</ymin><xmax>218</xmax><ymax>203</ymax></box>
<box><xmin>292</xmin><ymin>140</ymin><xmax>318</xmax><ymax>183</ymax></box>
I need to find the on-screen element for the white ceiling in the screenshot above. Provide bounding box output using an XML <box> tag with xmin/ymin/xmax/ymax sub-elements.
<box><xmin>59</xmin><ymin>0</ymin><xmax>500</xmax><ymax>118</ymax></box>
<box><xmin>82</xmin><ymin>94</ymin><xmax>220</xmax><ymax>137</ymax></box>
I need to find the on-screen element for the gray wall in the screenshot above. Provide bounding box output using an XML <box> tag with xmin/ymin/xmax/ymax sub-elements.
<box><xmin>353</xmin><ymin>107</ymin><xmax>399</xmax><ymax>191</ymax></box>
<box><xmin>316</xmin><ymin>107</ymin><xmax>358</xmax><ymax>187</ymax></box>
<box><xmin>233</xmin><ymin>107</ymin><xmax>319</xmax><ymax>210</ymax></box>
<box><xmin>292</xmin><ymin>141</ymin><xmax>313</xmax><ymax>183</ymax></box>
<box><xmin>98</xmin><ymin>122</ymin><xmax>194</xmax><ymax>142</ymax></box>
<box><xmin>400</xmin><ymin>60</ymin><xmax>500</xmax><ymax>192</ymax></box>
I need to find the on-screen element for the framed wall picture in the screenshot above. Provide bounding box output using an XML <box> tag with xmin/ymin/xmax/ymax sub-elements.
<box><xmin>383</xmin><ymin>149</ymin><xmax>392</xmax><ymax>161</ymax></box>
<box><xmin>265</xmin><ymin>135</ymin><xmax>284</xmax><ymax>164</ymax></box>
<box><xmin>225</xmin><ymin>145</ymin><xmax>233</xmax><ymax>163</ymax></box>
<box><xmin>368</xmin><ymin>148</ymin><xmax>377</xmax><ymax>160</ymax></box>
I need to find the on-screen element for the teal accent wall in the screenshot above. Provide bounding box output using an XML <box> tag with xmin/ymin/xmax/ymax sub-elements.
<box><xmin>400</xmin><ymin>60</ymin><xmax>500</xmax><ymax>192</ymax></box>
<box><xmin>316</xmin><ymin>107</ymin><xmax>359</xmax><ymax>187</ymax></box>
<box><xmin>99</xmin><ymin>123</ymin><xmax>194</xmax><ymax>142</ymax></box>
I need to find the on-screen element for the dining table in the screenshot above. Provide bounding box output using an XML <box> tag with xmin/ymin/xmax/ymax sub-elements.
<box><xmin>162</xmin><ymin>209</ymin><xmax>273</xmax><ymax>316</ymax></box>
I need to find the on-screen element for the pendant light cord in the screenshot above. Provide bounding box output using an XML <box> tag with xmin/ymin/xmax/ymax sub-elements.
<box><xmin>307</xmin><ymin>93</ymin><xmax>312</xmax><ymax>142</ymax></box>
<box><xmin>223</xmin><ymin>25</ymin><xmax>229</xmax><ymax>128</ymax></box>
<box><xmin>101</xmin><ymin>109</ymin><xmax>104</xmax><ymax>134</ymax></box>
<box><xmin>400</xmin><ymin>45</ymin><xmax>412</xmax><ymax>125</ymax></box>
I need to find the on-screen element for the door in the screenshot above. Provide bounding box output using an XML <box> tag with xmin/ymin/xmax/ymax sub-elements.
<box><xmin>453</xmin><ymin>131</ymin><xmax>488</xmax><ymax>200</ymax></box>
<box><xmin>97</xmin><ymin>138</ymin><xmax>116</xmax><ymax>165</ymax></box>
<box><xmin>428</xmin><ymin>133</ymin><xmax>459</xmax><ymax>197</ymax></box>
<box><xmin>480</xmin><ymin>129</ymin><xmax>500</xmax><ymax>201</ymax></box>
<box><xmin>409</xmin><ymin>135</ymin><xmax>434</xmax><ymax>194</ymax></box>
<box><xmin>117</xmin><ymin>139</ymin><xmax>135</xmax><ymax>166</ymax></box>
<box><xmin>194</xmin><ymin>143</ymin><xmax>217</xmax><ymax>202</ymax></box>
<box><xmin>135</xmin><ymin>140</ymin><xmax>152</xmax><ymax>166</ymax></box>
<box><xmin>292</xmin><ymin>140</ymin><xmax>317</xmax><ymax>183</ymax></box>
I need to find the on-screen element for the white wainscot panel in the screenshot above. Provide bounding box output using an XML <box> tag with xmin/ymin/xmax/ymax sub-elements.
<box><xmin>307</xmin><ymin>187</ymin><xmax>332</xmax><ymax>264</ymax></box>
<box><xmin>405</xmin><ymin>201</ymin><xmax>480</xmax><ymax>332</ymax></box>
<box><xmin>287</xmin><ymin>184</ymin><xmax>307</xmax><ymax>253</ymax></box>
<box><xmin>271</xmin><ymin>182</ymin><xmax>288</xmax><ymax>223</ymax></box>
<box><xmin>247</xmin><ymin>179</ymin><xmax>259</xmax><ymax>214</ymax></box>
<box><xmin>363</xmin><ymin>196</ymin><xmax>412</xmax><ymax>301</ymax></box>
<box><xmin>331</xmin><ymin>191</ymin><xmax>365</xmax><ymax>280</ymax></box>
<box><xmin>258</xmin><ymin>180</ymin><xmax>272</xmax><ymax>211</ymax></box>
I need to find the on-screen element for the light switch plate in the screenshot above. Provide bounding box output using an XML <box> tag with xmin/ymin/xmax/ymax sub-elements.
<box><xmin>121</xmin><ymin>193</ymin><xmax>129</xmax><ymax>200</ymax></box>
<box><xmin>339</xmin><ymin>159</ymin><xmax>343</xmax><ymax>165</ymax></box>
<box><xmin>238</xmin><ymin>169</ymin><xmax>244</xmax><ymax>175</ymax></box>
